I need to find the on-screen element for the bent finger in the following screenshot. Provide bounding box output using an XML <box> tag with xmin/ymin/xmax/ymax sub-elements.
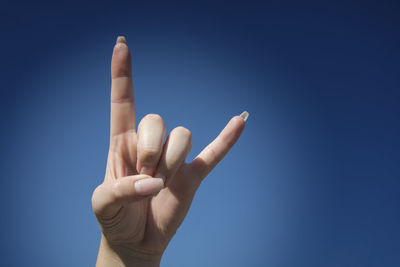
<box><xmin>136</xmin><ymin>114</ymin><xmax>166</xmax><ymax>175</ymax></box>
<box><xmin>155</xmin><ymin>126</ymin><xmax>192</xmax><ymax>183</ymax></box>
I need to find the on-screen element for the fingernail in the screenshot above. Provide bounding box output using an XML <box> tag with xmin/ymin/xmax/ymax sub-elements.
<box><xmin>155</xmin><ymin>172</ymin><xmax>166</xmax><ymax>182</ymax></box>
<box><xmin>116</xmin><ymin>36</ymin><xmax>127</xmax><ymax>44</ymax></box>
<box><xmin>140</xmin><ymin>166</ymin><xmax>153</xmax><ymax>176</ymax></box>
<box><xmin>134</xmin><ymin>178</ymin><xmax>164</xmax><ymax>196</ymax></box>
<box><xmin>240</xmin><ymin>111</ymin><xmax>249</xmax><ymax>122</ymax></box>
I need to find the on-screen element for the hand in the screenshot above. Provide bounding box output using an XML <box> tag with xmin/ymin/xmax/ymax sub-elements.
<box><xmin>91</xmin><ymin>36</ymin><xmax>248</xmax><ymax>266</ymax></box>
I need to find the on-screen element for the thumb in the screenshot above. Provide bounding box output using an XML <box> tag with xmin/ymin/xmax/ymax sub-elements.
<box><xmin>91</xmin><ymin>175</ymin><xmax>164</xmax><ymax>218</ymax></box>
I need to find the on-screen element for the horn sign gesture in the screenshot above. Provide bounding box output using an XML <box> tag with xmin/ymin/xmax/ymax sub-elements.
<box><xmin>92</xmin><ymin>36</ymin><xmax>249</xmax><ymax>266</ymax></box>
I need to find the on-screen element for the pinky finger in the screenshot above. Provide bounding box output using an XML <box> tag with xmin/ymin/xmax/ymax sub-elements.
<box><xmin>189</xmin><ymin>111</ymin><xmax>248</xmax><ymax>180</ymax></box>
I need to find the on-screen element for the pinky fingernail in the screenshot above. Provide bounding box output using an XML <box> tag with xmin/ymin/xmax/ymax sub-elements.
<box><xmin>240</xmin><ymin>111</ymin><xmax>249</xmax><ymax>122</ymax></box>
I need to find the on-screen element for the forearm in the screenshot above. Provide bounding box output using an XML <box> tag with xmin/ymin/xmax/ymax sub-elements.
<box><xmin>96</xmin><ymin>235</ymin><xmax>161</xmax><ymax>267</ymax></box>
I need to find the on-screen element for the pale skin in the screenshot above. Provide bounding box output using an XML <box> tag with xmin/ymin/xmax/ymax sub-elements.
<box><xmin>91</xmin><ymin>36</ymin><xmax>249</xmax><ymax>266</ymax></box>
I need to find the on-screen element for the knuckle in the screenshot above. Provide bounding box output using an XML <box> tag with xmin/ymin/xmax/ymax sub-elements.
<box><xmin>206</xmin><ymin>145</ymin><xmax>218</xmax><ymax>159</ymax></box>
<box><xmin>111</xmin><ymin>95</ymin><xmax>133</xmax><ymax>104</ymax></box>
<box><xmin>166</xmin><ymin>155</ymin><xmax>181</xmax><ymax>166</ymax></box>
<box><xmin>140</xmin><ymin>148</ymin><xmax>160</xmax><ymax>161</ymax></box>
<box><xmin>173</xmin><ymin>126</ymin><xmax>192</xmax><ymax>140</ymax></box>
<box><xmin>111</xmin><ymin>181</ymin><xmax>124</xmax><ymax>201</ymax></box>
<box><xmin>91</xmin><ymin>184</ymin><xmax>102</xmax><ymax>205</ymax></box>
<box><xmin>144</xmin><ymin>113</ymin><xmax>164</xmax><ymax>123</ymax></box>
<box><xmin>92</xmin><ymin>183</ymin><xmax>117</xmax><ymax>215</ymax></box>
<box><xmin>223</xmin><ymin>135</ymin><xmax>235</xmax><ymax>148</ymax></box>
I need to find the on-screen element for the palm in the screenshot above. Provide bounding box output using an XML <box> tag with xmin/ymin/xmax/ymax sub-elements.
<box><xmin>104</xmin><ymin>132</ymin><xmax>146</xmax><ymax>243</ymax></box>
<box><xmin>92</xmin><ymin>37</ymin><xmax>246</xmax><ymax>260</ymax></box>
<box><xmin>103</xmin><ymin>131</ymin><xmax>194</xmax><ymax>253</ymax></box>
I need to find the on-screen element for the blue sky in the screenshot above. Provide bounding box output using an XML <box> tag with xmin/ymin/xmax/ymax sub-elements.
<box><xmin>0</xmin><ymin>1</ymin><xmax>399</xmax><ymax>266</ymax></box>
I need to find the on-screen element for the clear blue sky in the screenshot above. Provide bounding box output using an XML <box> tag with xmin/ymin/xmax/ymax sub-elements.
<box><xmin>0</xmin><ymin>1</ymin><xmax>399</xmax><ymax>266</ymax></box>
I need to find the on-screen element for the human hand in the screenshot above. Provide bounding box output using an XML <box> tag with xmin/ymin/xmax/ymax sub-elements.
<box><xmin>91</xmin><ymin>36</ymin><xmax>248</xmax><ymax>266</ymax></box>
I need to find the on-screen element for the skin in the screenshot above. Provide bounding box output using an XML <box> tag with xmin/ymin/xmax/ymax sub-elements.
<box><xmin>91</xmin><ymin>36</ymin><xmax>247</xmax><ymax>266</ymax></box>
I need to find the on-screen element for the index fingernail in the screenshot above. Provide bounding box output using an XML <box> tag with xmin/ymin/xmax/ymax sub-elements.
<box><xmin>116</xmin><ymin>36</ymin><xmax>127</xmax><ymax>44</ymax></box>
<box><xmin>240</xmin><ymin>111</ymin><xmax>249</xmax><ymax>122</ymax></box>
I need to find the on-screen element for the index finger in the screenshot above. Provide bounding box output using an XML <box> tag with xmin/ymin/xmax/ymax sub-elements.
<box><xmin>110</xmin><ymin>36</ymin><xmax>136</xmax><ymax>137</ymax></box>
<box><xmin>189</xmin><ymin>111</ymin><xmax>248</xmax><ymax>179</ymax></box>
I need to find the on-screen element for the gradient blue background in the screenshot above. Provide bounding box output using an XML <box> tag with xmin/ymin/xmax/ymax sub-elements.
<box><xmin>1</xmin><ymin>1</ymin><xmax>399</xmax><ymax>266</ymax></box>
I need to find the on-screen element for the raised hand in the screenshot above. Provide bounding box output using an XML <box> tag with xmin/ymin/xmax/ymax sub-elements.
<box><xmin>92</xmin><ymin>36</ymin><xmax>248</xmax><ymax>266</ymax></box>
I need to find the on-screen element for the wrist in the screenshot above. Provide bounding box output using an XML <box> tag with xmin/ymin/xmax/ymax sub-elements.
<box><xmin>96</xmin><ymin>235</ymin><xmax>162</xmax><ymax>267</ymax></box>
